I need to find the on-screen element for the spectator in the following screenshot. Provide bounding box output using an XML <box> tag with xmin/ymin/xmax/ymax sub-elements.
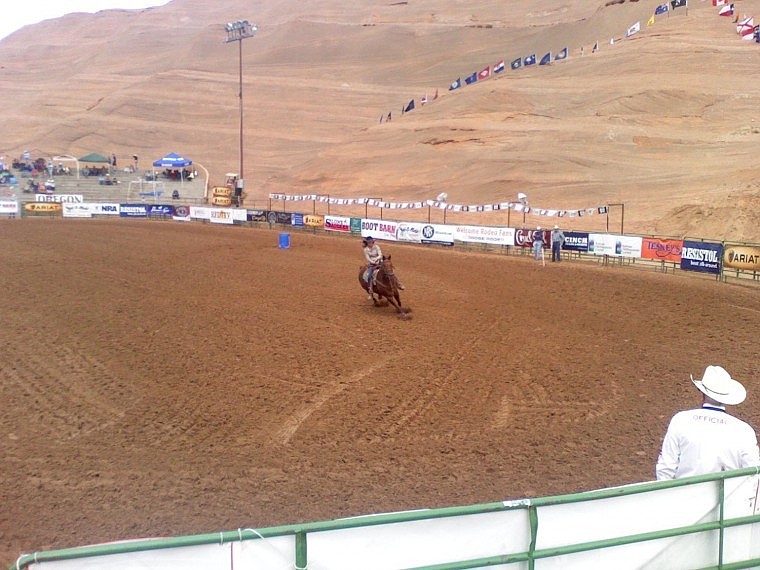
<box><xmin>532</xmin><ymin>227</ymin><xmax>544</xmax><ymax>261</ymax></box>
<box><xmin>551</xmin><ymin>225</ymin><xmax>566</xmax><ymax>262</ymax></box>
<box><xmin>656</xmin><ymin>365</ymin><xmax>760</xmax><ymax>480</ymax></box>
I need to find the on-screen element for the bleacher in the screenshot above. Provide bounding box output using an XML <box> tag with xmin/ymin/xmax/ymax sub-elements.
<box><xmin>10</xmin><ymin>168</ymin><xmax>207</xmax><ymax>204</ymax></box>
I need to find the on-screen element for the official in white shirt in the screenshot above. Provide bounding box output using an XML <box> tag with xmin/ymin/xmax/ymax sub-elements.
<box><xmin>656</xmin><ymin>365</ymin><xmax>760</xmax><ymax>480</ymax></box>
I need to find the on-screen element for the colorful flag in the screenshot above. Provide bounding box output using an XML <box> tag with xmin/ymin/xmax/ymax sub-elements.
<box><xmin>554</xmin><ymin>47</ymin><xmax>568</xmax><ymax>61</ymax></box>
<box><xmin>592</xmin><ymin>41</ymin><xmax>599</xmax><ymax>52</ymax></box>
<box><xmin>713</xmin><ymin>0</ymin><xmax>726</xmax><ymax>5</ymax></box>
<box><xmin>464</xmin><ymin>72</ymin><xmax>478</xmax><ymax>85</ymax></box>
<box><xmin>655</xmin><ymin>3</ymin><xmax>670</xmax><ymax>13</ymax></box>
<box><xmin>626</xmin><ymin>21</ymin><xmax>641</xmax><ymax>37</ymax></box>
<box><xmin>647</xmin><ymin>15</ymin><xmax>655</xmax><ymax>25</ymax></box>
<box><xmin>494</xmin><ymin>59</ymin><xmax>505</xmax><ymax>73</ymax></box>
<box><xmin>510</xmin><ymin>57</ymin><xmax>522</xmax><ymax>70</ymax></box>
<box><xmin>478</xmin><ymin>66</ymin><xmax>491</xmax><ymax>80</ymax></box>
<box><xmin>718</xmin><ymin>4</ymin><xmax>733</xmax><ymax>15</ymax></box>
<box><xmin>539</xmin><ymin>52</ymin><xmax>551</xmax><ymax>65</ymax></box>
<box><xmin>404</xmin><ymin>99</ymin><xmax>415</xmax><ymax>112</ymax></box>
<box><xmin>524</xmin><ymin>54</ymin><xmax>536</xmax><ymax>66</ymax></box>
<box><xmin>737</xmin><ymin>16</ymin><xmax>753</xmax><ymax>33</ymax></box>
<box><xmin>610</xmin><ymin>37</ymin><xmax>615</xmax><ymax>45</ymax></box>
<box><xmin>671</xmin><ymin>0</ymin><xmax>687</xmax><ymax>8</ymax></box>
<box><xmin>449</xmin><ymin>78</ymin><xmax>461</xmax><ymax>90</ymax></box>
<box><xmin>420</xmin><ymin>94</ymin><xmax>427</xmax><ymax>106</ymax></box>
<box><xmin>433</xmin><ymin>88</ymin><xmax>439</xmax><ymax>99</ymax></box>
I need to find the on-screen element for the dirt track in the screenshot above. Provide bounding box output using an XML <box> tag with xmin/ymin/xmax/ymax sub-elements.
<box><xmin>1</xmin><ymin>218</ymin><xmax>759</xmax><ymax>565</ymax></box>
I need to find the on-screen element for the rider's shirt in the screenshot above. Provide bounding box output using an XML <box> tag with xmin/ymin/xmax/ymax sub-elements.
<box><xmin>364</xmin><ymin>244</ymin><xmax>383</xmax><ymax>265</ymax></box>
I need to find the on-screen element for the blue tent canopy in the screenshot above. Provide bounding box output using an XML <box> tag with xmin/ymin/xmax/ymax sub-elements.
<box><xmin>152</xmin><ymin>152</ymin><xmax>192</xmax><ymax>168</ymax></box>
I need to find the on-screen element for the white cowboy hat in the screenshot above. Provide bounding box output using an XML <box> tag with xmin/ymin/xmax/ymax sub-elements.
<box><xmin>553</xmin><ymin>224</ymin><xmax>559</xmax><ymax>229</ymax></box>
<box><xmin>691</xmin><ymin>365</ymin><xmax>746</xmax><ymax>405</ymax></box>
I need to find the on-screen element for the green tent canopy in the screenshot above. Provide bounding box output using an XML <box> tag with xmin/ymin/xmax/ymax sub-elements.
<box><xmin>78</xmin><ymin>152</ymin><xmax>110</xmax><ymax>163</ymax></box>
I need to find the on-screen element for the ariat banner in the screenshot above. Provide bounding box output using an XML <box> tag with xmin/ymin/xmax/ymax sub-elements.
<box><xmin>722</xmin><ymin>245</ymin><xmax>760</xmax><ymax>271</ymax></box>
<box><xmin>24</xmin><ymin>202</ymin><xmax>61</xmax><ymax>214</ymax></box>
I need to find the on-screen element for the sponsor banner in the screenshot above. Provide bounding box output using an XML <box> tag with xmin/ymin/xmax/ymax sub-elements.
<box><xmin>723</xmin><ymin>245</ymin><xmax>760</xmax><ymax>271</ymax></box>
<box><xmin>397</xmin><ymin>222</ymin><xmax>422</xmax><ymax>243</ymax></box>
<box><xmin>350</xmin><ymin>217</ymin><xmax>362</xmax><ymax>234</ymax></box>
<box><xmin>514</xmin><ymin>228</ymin><xmax>547</xmax><ymax>248</ymax></box>
<box><xmin>421</xmin><ymin>223</ymin><xmax>455</xmax><ymax>245</ymax></box>
<box><xmin>247</xmin><ymin>209</ymin><xmax>267</xmax><ymax>222</ymax></box>
<box><xmin>190</xmin><ymin>206</ymin><xmax>247</xmax><ymax>223</ymax></box>
<box><xmin>562</xmin><ymin>232</ymin><xmax>589</xmax><ymax>252</ymax></box>
<box><xmin>35</xmin><ymin>194</ymin><xmax>83</xmax><ymax>203</ymax></box>
<box><xmin>361</xmin><ymin>218</ymin><xmax>399</xmax><ymax>241</ymax></box>
<box><xmin>641</xmin><ymin>238</ymin><xmax>683</xmax><ymax>262</ymax></box>
<box><xmin>325</xmin><ymin>215</ymin><xmax>351</xmax><ymax>232</ymax></box>
<box><xmin>172</xmin><ymin>204</ymin><xmax>191</xmax><ymax>221</ymax></box>
<box><xmin>455</xmin><ymin>225</ymin><xmax>515</xmax><ymax>246</ymax></box>
<box><xmin>62</xmin><ymin>203</ymin><xmax>94</xmax><ymax>218</ymax></box>
<box><xmin>90</xmin><ymin>203</ymin><xmax>120</xmax><ymax>215</ymax></box>
<box><xmin>24</xmin><ymin>202</ymin><xmax>61</xmax><ymax>214</ymax></box>
<box><xmin>680</xmin><ymin>241</ymin><xmax>722</xmax><ymax>274</ymax></box>
<box><xmin>148</xmin><ymin>205</ymin><xmax>175</xmax><ymax>216</ymax></box>
<box><xmin>588</xmin><ymin>234</ymin><xmax>642</xmax><ymax>257</ymax></box>
<box><xmin>291</xmin><ymin>213</ymin><xmax>305</xmax><ymax>226</ymax></box>
<box><xmin>0</xmin><ymin>199</ymin><xmax>19</xmax><ymax>214</ymax></box>
<box><xmin>304</xmin><ymin>214</ymin><xmax>324</xmax><ymax>228</ymax></box>
<box><xmin>119</xmin><ymin>204</ymin><xmax>149</xmax><ymax>217</ymax></box>
<box><xmin>264</xmin><ymin>210</ymin><xmax>296</xmax><ymax>225</ymax></box>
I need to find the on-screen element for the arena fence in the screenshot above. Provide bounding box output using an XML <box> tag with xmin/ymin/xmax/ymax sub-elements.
<box><xmin>1</xmin><ymin>197</ymin><xmax>758</xmax><ymax>286</ymax></box>
<box><xmin>12</xmin><ymin>468</ymin><xmax>760</xmax><ymax>570</ymax></box>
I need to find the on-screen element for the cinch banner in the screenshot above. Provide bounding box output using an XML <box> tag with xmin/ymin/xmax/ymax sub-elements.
<box><xmin>722</xmin><ymin>245</ymin><xmax>760</xmax><ymax>271</ymax></box>
<box><xmin>641</xmin><ymin>238</ymin><xmax>683</xmax><ymax>262</ymax></box>
<box><xmin>680</xmin><ymin>241</ymin><xmax>721</xmax><ymax>274</ymax></box>
<box><xmin>562</xmin><ymin>232</ymin><xmax>589</xmax><ymax>252</ymax></box>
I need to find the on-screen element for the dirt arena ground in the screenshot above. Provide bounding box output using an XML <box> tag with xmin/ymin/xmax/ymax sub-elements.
<box><xmin>1</xmin><ymin>218</ymin><xmax>759</xmax><ymax>565</ymax></box>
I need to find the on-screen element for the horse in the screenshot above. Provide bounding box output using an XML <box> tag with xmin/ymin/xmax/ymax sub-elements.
<box><xmin>358</xmin><ymin>255</ymin><xmax>411</xmax><ymax>319</ymax></box>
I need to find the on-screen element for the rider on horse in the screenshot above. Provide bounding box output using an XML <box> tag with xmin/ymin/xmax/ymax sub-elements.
<box><xmin>363</xmin><ymin>236</ymin><xmax>405</xmax><ymax>300</ymax></box>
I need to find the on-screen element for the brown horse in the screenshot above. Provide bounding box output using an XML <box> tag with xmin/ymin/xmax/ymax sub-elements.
<box><xmin>358</xmin><ymin>255</ymin><xmax>411</xmax><ymax>319</ymax></box>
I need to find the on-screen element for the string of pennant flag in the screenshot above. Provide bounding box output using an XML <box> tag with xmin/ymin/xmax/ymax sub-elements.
<box><xmin>383</xmin><ymin>0</ymin><xmax>701</xmax><ymax>121</ymax></box>
<box><xmin>268</xmin><ymin>193</ymin><xmax>610</xmax><ymax>219</ymax></box>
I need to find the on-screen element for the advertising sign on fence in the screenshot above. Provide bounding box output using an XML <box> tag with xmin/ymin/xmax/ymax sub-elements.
<box><xmin>562</xmin><ymin>232</ymin><xmax>589</xmax><ymax>252</ymax></box>
<box><xmin>24</xmin><ymin>202</ymin><xmax>61</xmax><ymax>214</ymax></box>
<box><xmin>248</xmin><ymin>210</ymin><xmax>268</xmax><ymax>222</ymax></box>
<box><xmin>514</xmin><ymin>228</ymin><xmax>546</xmax><ymax>248</ymax></box>
<box><xmin>0</xmin><ymin>199</ymin><xmax>19</xmax><ymax>214</ymax></box>
<box><xmin>421</xmin><ymin>223</ymin><xmax>455</xmax><ymax>245</ymax></box>
<box><xmin>324</xmin><ymin>215</ymin><xmax>351</xmax><ymax>233</ymax></box>
<box><xmin>641</xmin><ymin>238</ymin><xmax>683</xmax><ymax>262</ymax></box>
<box><xmin>680</xmin><ymin>241</ymin><xmax>722</xmax><ymax>274</ymax></box>
<box><xmin>119</xmin><ymin>204</ymin><xmax>149</xmax><ymax>217</ymax></box>
<box><xmin>91</xmin><ymin>203</ymin><xmax>120</xmax><ymax>216</ymax></box>
<box><xmin>722</xmin><ymin>245</ymin><xmax>760</xmax><ymax>272</ymax></box>
<box><xmin>62</xmin><ymin>203</ymin><xmax>93</xmax><ymax>218</ymax></box>
<box><xmin>588</xmin><ymin>234</ymin><xmax>642</xmax><ymax>257</ymax></box>
<box><xmin>361</xmin><ymin>218</ymin><xmax>399</xmax><ymax>241</ymax></box>
<box><xmin>304</xmin><ymin>214</ymin><xmax>324</xmax><ymax>228</ymax></box>
<box><xmin>265</xmin><ymin>211</ymin><xmax>296</xmax><ymax>225</ymax></box>
<box><xmin>456</xmin><ymin>225</ymin><xmax>515</xmax><ymax>246</ymax></box>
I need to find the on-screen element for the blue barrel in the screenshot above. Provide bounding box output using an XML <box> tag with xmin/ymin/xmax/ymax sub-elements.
<box><xmin>278</xmin><ymin>233</ymin><xmax>291</xmax><ymax>249</ymax></box>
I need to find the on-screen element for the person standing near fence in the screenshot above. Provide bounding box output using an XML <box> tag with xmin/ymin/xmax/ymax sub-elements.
<box><xmin>551</xmin><ymin>225</ymin><xmax>565</xmax><ymax>262</ymax></box>
<box><xmin>655</xmin><ymin>365</ymin><xmax>760</xmax><ymax>480</ymax></box>
<box><xmin>532</xmin><ymin>227</ymin><xmax>544</xmax><ymax>261</ymax></box>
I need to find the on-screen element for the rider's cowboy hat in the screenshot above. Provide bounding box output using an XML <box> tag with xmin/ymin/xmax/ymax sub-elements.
<box><xmin>691</xmin><ymin>365</ymin><xmax>746</xmax><ymax>405</ymax></box>
<box><xmin>365</xmin><ymin>236</ymin><xmax>375</xmax><ymax>241</ymax></box>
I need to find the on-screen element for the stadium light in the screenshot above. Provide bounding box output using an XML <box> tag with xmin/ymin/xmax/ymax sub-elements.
<box><xmin>518</xmin><ymin>193</ymin><xmax>528</xmax><ymax>224</ymax></box>
<box><xmin>224</xmin><ymin>19</ymin><xmax>257</xmax><ymax>200</ymax></box>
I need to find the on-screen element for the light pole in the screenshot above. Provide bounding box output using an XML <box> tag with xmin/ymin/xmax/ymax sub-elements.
<box><xmin>518</xmin><ymin>193</ymin><xmax>528</xmax><ymax>225</ymax></box>
<box><xmin>224</xmin><ymin>19</ymin><xmax>257</xmax><ymax>199</ymax></box>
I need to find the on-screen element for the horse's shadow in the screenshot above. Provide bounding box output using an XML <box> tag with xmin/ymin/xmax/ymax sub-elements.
<box><xmin>358</xmin><ymin>255</ymin><xmax>412</xmax><ymax>319</ymax></box>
